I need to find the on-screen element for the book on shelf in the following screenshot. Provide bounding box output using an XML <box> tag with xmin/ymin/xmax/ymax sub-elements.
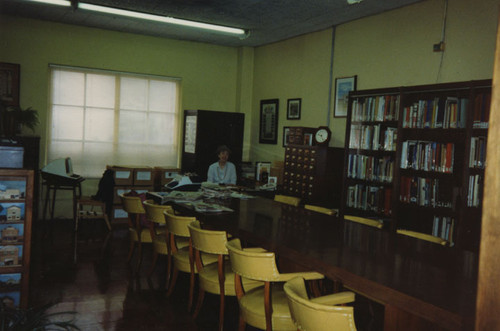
<box><xmin>347</xmin><ymin>154</ymin><xmax>394</xmax><ymax>183</ymax></box>
<box><xmin>400</xmin><ymin>176</ymin><xmax>452</xmax><ymax>208</ymax></box>
<box><xmin>352</xmin><ymin>95</ymin><xmax>400</xmax><ymax>122</ymax></box>
<box><xmin>432</xmin><ymin>216</ymin><xmax>455</xmax><ymax>243</ymax></box>
<box><xmin>467</xmin><ymin>174</ymin><xmax>483</xmax><ymax>207</ymax></box>
<box><xmin>402</xmin><ymin>97</ymin><xmax>467</xmax><ymax>129</ymax></box>
<box><xmin>473</xmin><ymin>92</ymin><xmax>491</xmax><ymax>128</ymax></box>
<box><xmin>346</xmin><ymin>184</ymin><xmax>392</xmax><ymax>215</ymax></box>
<box><xmin>469</xmin><ymin>136</ymin><xmax>487</xmax><ymax>169</ymax></box>
<box><xmin>400</xmin><ymin>140</ymin><xmax>454</xmax><ymax>173</ymax></box>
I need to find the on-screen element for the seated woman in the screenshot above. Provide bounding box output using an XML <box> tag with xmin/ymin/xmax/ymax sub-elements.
<box><xmin>207</xmin><ymin>145</ymin><xmax>237</xmax><ymax>185</ymax></box>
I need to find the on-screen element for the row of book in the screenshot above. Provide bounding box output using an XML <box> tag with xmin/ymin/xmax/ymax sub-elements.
<box><xmin>402</xmin><ymin>97</ymin><xmax>468</xmax><ymax>129</ymax></box>
<box><xmin>347</xmin><ymin>154</ymin><xmax>394</xmax><ymax>183</ymax></box>
<box><xmin>469</xmin><ymin>136</ymin><xmax>487</xmax><ymax>169</ymax></box>
<box><xmin>432</xmin><ymin>216</ymin><xmax>455</xmax><ymax>243</ymax></box>
<box><xmin>349</xmin><ymin>124</ymin><xmax>397</xmax><ymax>151</ymax></box>
<box><xmin>346</xmin><ymin>184</ymin><xmax>392</xmax><ymax>216</ymax></box>
<box><xmin>399</xmin><ymin>176</ymin><xmax>452</xmax><ymax>208</ymax></box>
<box><xmin>400</xmin><ymin>140</ymin><xmax>454</xmax><ymax>173</ymax></box>
<box><xmin>467</xmin><ymin>174</ymin><xmax>483</xmax><ymax>207</ymax></box>
<box><xmin>351</xmin><ymin>95</ymin><xmax>400</xmax><ymax>122</ymax></box>
<box><xmin>473</xmin><ymin>93</ymin><xmax>491</xmax><ymax>128</ymax></box>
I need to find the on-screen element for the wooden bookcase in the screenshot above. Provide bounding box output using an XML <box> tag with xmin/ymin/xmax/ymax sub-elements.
<box><xmin>341</xmin><ymin>80</ymin><xmax>491</xmax><ymax>251</ymax></box>
<box><xmin>0</xmin><ymin>169</ymin><xmax>33</xmax><ymax>308</ymax></box>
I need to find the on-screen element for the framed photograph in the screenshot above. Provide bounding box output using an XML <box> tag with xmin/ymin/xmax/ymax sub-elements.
<box><xmin>0</xmin><ymin>63</ymin><xmax>20</xmax><ymax>106</ymax></box>
<box><xmin>334</xmin><ymin>75</ymin><xmax>357</xmax><ymax>117</ymax></box>
<box><xmin>303</xmin><ymin>133</ymin><xmax>313</xmax><ymax>146</ymax></box>
<box><xmin>283</xmin><ymin>126</ymin><xmax>291</xmax><ymax>147</ymax></box>
<box><xmin>287</xmin><ymin>98</ymin><xmax>301</xmax><ymax>120</ymax></box>
<box><xmin>255</xmin><ymin>161</ymin><xmax>271</xmax><ymax>182</ymax></box>
<box><xmin>259</xmin><ymin>99</ymin><xmax>279</xmax><ymax>144</ymax></box>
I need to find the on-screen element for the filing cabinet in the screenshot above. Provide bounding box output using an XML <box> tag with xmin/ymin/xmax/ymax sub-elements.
<box><xmin>282</xmin><ymin>145</ymin><xmax>344</xmax><ymax>207</ymax></box>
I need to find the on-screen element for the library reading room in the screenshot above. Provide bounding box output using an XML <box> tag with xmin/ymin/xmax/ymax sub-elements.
<box><xmin>1</xmin><ymin>0</ymin><xmax>500</xmax><ymax>330</ymax></box>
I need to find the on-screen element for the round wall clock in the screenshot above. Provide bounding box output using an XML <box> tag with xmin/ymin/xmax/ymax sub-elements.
<box><xmin>314</xmin><ymin>126</ymin><xmax>331</xmax><ymax>145</ymax></box>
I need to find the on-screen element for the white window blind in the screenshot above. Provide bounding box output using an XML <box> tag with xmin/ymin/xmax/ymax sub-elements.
<box><xmin>48</xmin><ymin>66</ymin><xmax>180</xmax><ymax>177</ymax></box>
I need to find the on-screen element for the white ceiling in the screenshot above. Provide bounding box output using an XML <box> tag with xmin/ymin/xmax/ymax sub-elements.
<box><xmin>0</xmin><ymin>0</ymin><xmax>424</xmax><ymax>47</ymax></box>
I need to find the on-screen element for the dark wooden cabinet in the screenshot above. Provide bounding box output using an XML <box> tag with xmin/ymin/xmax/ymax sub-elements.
<box><xmin>342</xmin><ymin>80</ymin><xmax>491</xmax><ymax>250</ymax></box>
<box><xmin>181</xmin><ymin>110</ymin><xmax>244</xmax><ymax>181</ymax></box>
<box><xmin>282</xmin><ymin>145</ymin><xmax>344</xmax><ymax>207</ymax></box>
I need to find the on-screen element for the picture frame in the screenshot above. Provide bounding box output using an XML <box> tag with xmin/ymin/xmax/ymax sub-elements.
<box><xmin>255</xmin><ymin>161</ymin><xmax>272</xmax><ymax>182</ymax></box>
<box><xmin>334</xmin><ymin>75</ymin><xmax>357</xmax><ymax>117</ymax></box>
<box><xmin>282</xmin><ymin>126</ymin><xmax>291</xmax><ymax>147</ymax></box>
<box><xmin>287</xmin><ymin>98</ymin><xmax>301</xmax><ymax>120</ymax></box>
<box><xmin>0</xmin><ymin>63</ymin><xmax>20</xmax><ymax>106</ymax></box>
<box><xmin>303</xmin><ymin>133</ymin><xmax>313</xmax><ymax>146</ymax></box>
<box><xmin>259</xmin><ymin>99</ymin><xmax>279</xmax><ymax>144</ymax></box>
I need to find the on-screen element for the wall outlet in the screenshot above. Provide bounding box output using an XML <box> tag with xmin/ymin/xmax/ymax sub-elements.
<box><xmin>433</xmin><ymin>42</ymin><xmax>445</xmax><ymax>52</ymax></box>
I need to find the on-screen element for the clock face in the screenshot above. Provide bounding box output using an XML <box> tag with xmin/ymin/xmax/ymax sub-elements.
<box><xmin>315</xmin><ymin>129</ymin><xmax>328</xmax><ymax>143</ymax></box>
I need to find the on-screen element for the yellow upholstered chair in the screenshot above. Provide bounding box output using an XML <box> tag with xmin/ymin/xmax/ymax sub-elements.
<box><xmin>188</xmin><ymin>221</ymin><xmax>262</xmax><ymax>331</ymax></box>
<box><xmin>396</xmin><ymin>229</ymin><xmax>448</xmax><ymax>246</ymax></box>
<box><xmin>304</xmin><ymin>204</ymin><xmax>338</xmax><ymax>216</ymax></box>
<box><xmin>274</xmin><ymin>194</ymin><xmax>301</xmax><ymax>207</ymax></box>
<box><xmin>143</xmin><ymin>200</ymin><xmax>189</xmax><ymax>280</ymax></box>
<box><xmin>283</xmin><ymin>276</ymin><xmax>357</xmax><ymax>331</ymax></box>
<box><xmin>343</xmin><ymin>215</ymin><xmax>384</xmax><ymax>229</ymax></box>
<box><xmin>226</xmin><ymin>238</ymin><xmax>324</xmax><ymax>331</ymax></box>
<box><xmin>120</xmin><ymin>194</ymin><xmax>151</xmax><ymax>270</ymax></box>
<box><xmin>164</xmin><ymin>210</ymin><xmax>218</xmax><ymax>310</ymax></box>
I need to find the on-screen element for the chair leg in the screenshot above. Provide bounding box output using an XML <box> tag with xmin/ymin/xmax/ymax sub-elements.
<box><xmin>192</xmin><ymin>288</ymin><xmax>205</xmax><ymax>318</ymax></box>
<box><xmin>218</xmin><ymin>293</ymin><xmax>225</xmax><ymax>331</ymax></box>
<box><xmin>136</xmin><ymin>242</ymin><xmax>143</xmax><ymax>271</ymax></box>
<box><xmin>148</xmin><ymin>251</ymin><xmax>159</xmax><ymax>277</ymax></box>
<box><xmin>165</xmin><ymin>254</ymin><xmax>172</xmax><ymax>291</ymax></box>
<box><xmin>103</xmin><ymin>214</ymin><xmax>112</xmax><ymax>231</ymax></box>
<box><xmin>127</xmin><ymin>240</ymin><xmax>136</xmax><ymax>263</ymax></box>
<box><xmin>188</xmin><ymin>268</ymin><xmax>196</xmax><ymax>311</ymax></box>
<box><xmin>238</xmin><ymin>315</ymin><xmax>246</xmax><ymax>331</ymax></box>
<box><xmin>166</xmin><ymin>267</ymin><xmax>179</xmax><ymax>297</ymax></box>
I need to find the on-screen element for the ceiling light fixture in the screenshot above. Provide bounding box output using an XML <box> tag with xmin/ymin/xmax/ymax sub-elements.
<box><xmin>28</xmin><ymin>0</ymin><xmax>71</xmax><ymax>6</ymax></box>
<box><xmin>77</xmin><ymin>2</ymin><xmax>247</xmax><ymax>36</ymax></box>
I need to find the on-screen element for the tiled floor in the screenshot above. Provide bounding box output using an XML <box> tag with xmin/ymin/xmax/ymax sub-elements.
<box><xmin>29</xmin><ymin>219</ymin><xmax>383</xmax><ymax>330</ymax></box>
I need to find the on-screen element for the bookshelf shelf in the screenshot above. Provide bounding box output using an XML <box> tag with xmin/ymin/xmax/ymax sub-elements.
<box><xmin>341</xmin><ymin>80</ymin><xmax>491</xmax><ymax>251</ymax></box>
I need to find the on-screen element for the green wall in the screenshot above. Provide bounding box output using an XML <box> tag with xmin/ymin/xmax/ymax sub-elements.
<box><xmin>0</xmin><ymin>15</ymin><xmax>244</xmax><ymax>167</ymax></box>
<box><xmin>250</xmin><ymin>0</ymin><xmax>499</xmax><ymax>162</ymax></box>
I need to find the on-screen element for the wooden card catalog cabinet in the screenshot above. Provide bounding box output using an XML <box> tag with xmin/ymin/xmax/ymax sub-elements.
<box><xmin>282</xmin><ymin>145</ymin><xmax>344</xmax><ymax>207</ymax></box>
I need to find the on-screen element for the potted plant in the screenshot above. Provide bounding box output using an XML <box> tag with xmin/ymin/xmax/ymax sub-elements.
<box><xmin>0</xmin><ymin>303</ymin><xmax>79</xmax><ymax>330</ymax></box>
<box><xmin>0</xmin><ymin>101</ymin><xmax>39</xmax><ymax>137</ymax></box>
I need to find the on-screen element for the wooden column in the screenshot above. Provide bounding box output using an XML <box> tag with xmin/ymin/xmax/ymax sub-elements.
<box><xmin>475</xmin><ymin>9</ymin><xmax>500</xmax><ymax>330</ymax></box>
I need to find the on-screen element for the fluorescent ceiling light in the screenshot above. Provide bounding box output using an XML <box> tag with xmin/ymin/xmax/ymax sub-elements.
<box><xmin>28</xmin><ymin>0</ymin><xmax>71</xmax><ymax>6</ymax></box>
<box><xmin>77</xmin><ymin>3</ymin><xmax>247</xmax><ymax>36</ymax></box>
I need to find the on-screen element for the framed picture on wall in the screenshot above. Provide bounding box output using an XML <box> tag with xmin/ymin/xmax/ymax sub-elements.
<box><xmin>334</xmin><ymin>75</ymin><xmax>357</xmax><ymax>117</ymax></box>
<box><xmin>259</xmin><ymin>99</ymin><xmax>279</xmax><ymax>144</ymax></box>
<box><xmin>287</xmin><ymin>98</ymin><xmax>301</xmax><ymax>119</ymax></box>
<box><xmin>0</xmin><ymin>63</ymin><xmax>20</xmax><ymax>106</ymax></box>
<box><xmin>283</xmin><ymin>126</ymin><xmax>291</xmax><ymax>147</ymax></box>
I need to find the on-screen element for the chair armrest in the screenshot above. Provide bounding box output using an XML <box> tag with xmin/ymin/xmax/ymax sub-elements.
<box><xmin>243</xmin><ymin>247</ymin><xmax>268</xmax><ymax>253</ymax></box>
<box><xmin>310</xmin><ymin>291</ymin><xmax>355</xmax><ymax>305</ymax></box>
<box><xmin>278</xmin><ymin>271</ymin><xmax>324</xmax><ymax>282</ymax></box>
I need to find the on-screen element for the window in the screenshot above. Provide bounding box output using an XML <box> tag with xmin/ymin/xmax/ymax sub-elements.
<box><xmin>48</xmin><ymin>66</ymin><xmax>180</xmax><ymax>177</ymax></box>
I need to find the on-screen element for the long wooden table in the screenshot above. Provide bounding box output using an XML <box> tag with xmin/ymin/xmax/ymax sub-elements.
<box><xmin>173</xmin><ymin>196</ymin><xmax>477</xmax><ymax>331</ymax></box>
